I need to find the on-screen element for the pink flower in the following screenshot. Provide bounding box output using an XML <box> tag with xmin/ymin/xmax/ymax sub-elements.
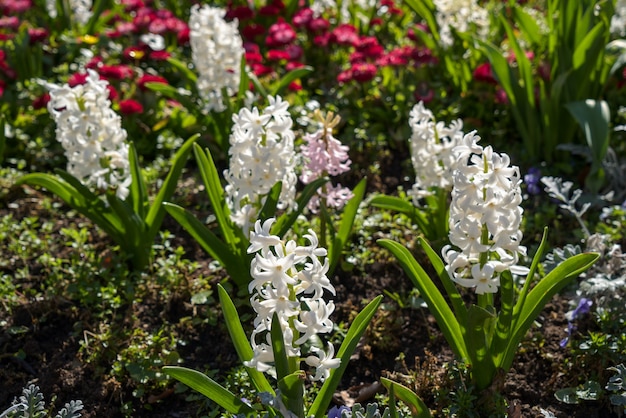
<box><xmin>33</xmin><ymin>92</ymin><xmax>50</xmax><ymax>110</ymax></box>
<box><xmin>28</xmin><ymin>28</ymin><xmax>48</xmax><ymax>44</ymax></box>
<box><xmin>149</xmin><ymin>50</ymin><xmax>171</xmax><ymax>61</ymax></box>
<box><xmin>350</xmin><ymin>62</ymin><xmax>376</xmax><ymax>83</ymax></box>
<box><xmin>266</xmin><ymin>19</ymin><xmax>296</xmax><ymax>47</ymax></box>
<box><xmin>337</xmin><ymin>69</ymin><xmax>352</xmax><ymax>84</ymax></box>
<box><xmin>226</xmin><ymin>5</ymin><xmax>254</xmax><ymax>20</ymax></box>
<box><xmin>242</xmin><ymin>23</ymin><xmax>265</xmax><ymax>41</ymax></box>
<box><xmin>68</xmin><ymin>72</ymin><xmax>89</xmax><ymax>87</ymax></box>
<box><xmin>293</xmin><ymin>8</ymin><xmax>313</xmax><ymax>28</ymax></box>
<box><xmin>123</xmin><ymin>46</ymin><xmax>147</xmax><ymax>61</ymax></box>
<box><xmin>330</xmin><ymin>24</ymin><xmax>359</xmax><ymax>46</ymax></box>
<box><xmin>98</xmin><ymin>64</ymin><xmax>134</xmax><ymax>80</ymax></box>
<box><xmin>267</xmin><ymin>49</ymin><xmax>291</xmax><ymax>61</ymax></box>
<box><xmin>286</xmin><ymin>61</ymin><xmax>304</xmax><ymax>71</ymax></box>
<box><xmin>308</xmin><ymin>17</ymin><xmax>329</xmax><ymax>34</ymax></box>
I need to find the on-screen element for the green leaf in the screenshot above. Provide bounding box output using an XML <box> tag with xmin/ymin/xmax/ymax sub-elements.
<box><xmin>270</xmin><ymin>66</ymin><xmax>313</xmax><ymax>96</ymax></box>
<box><xmin>128</xmin><ymin>142</ymin><xmax>147</xmax><ymax>219</ymax></box>
<box><xmin>380</xmin><ymin>378</ymin><xmax>432</xmax><ymax>418</ymax></box>
<box><xmin>193</xmin><ymin>144</ymin><xmax>240</xmax><ymax>250</ymax></box>
<box><xmin>145</xmin><ymin>134</ymin><xmax>198</xmax><ymax>240</ymax></box>
<box><xmin>501</xmin><ymin>252</ymin><xmax>599</xmax><ymax>372</ymax></box>
<box><xmin>259</xmin><ymin>182</ymin><xmax>282</xmax><ymax>222</ymax></box>
<box><xmin>272</xmin><ymin>177</ymin><xmax>329</xmax><ymax>237</ymax></box>
<box><xmin>166</xmin><ymin>56</ymin><xmax>198</xmax><ymax>83</ymax></box>
<box><xmin>144</xmin><ymin>82</ymin><xmax>198</xmax><ymax>112</ymax></box>
<box><xmin>329</xmin><ymin>178</ymin><xmax>366</xmax><ymax>274</ymax></box>
<box><xmin>512</xmin><ymin>5</ymin><xmax>542</xmax><ymax>46</ymax></box>
<box><xmin>163</xmin><ymin>366</ymin><xmax>254</xmax><ymax>414</ymax></box>
<box><xmin>378</xmin><ymin>239</ymin><xmax>468</xmax><ymax>361</ymax></box>
<box><xmin>217</xmin><ymin>285</ymin><xmax>274</xmax><ymax>395</ymax></box>
<box><xmin>565</xmin><ymin>99</ymin><xmax>610</xmax><ymax>192</ymax></box>
<box><xmin>308</xmin><ymin>295</ymin><xmax>383</xmax><ymax>418</ymax></box>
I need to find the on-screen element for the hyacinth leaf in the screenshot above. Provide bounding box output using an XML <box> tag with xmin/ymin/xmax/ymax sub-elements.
<box><xmin>378</xmin><ymin>239</ymin><xmax>468</xmax><ymax>361</ymax></box>
<box><xmin>272</xmin><ymin>177</ymin><xmax>328</xmax><ymax>237</ymax></box>
<box><xmin>308</xmin><ymin>295</ymin><xmax>383</xmax><ymax>418</ymax></box>
<box><xmin>163</xmin><ymin>203</ymin><xmax>250</xmax><ymax>287</ymax></box>
<box><xmin>491</xmin><ymin>270</ymin><xmax>515</xmax><ymax>362</ymax></box>
<box><xmin>417</xmin><ymin>237</ymin><xmax>467</xmax><ymax>325</ymax></box>
<box><xmin>565</xmin><ymin>100</ymin><xmax>610</xmax><ymax>193</ymax></box>
<box><xmin>380</xmin><ymin>378</ymin><xmax>432</xmax><ymax>418</ymax></box>
<box><xmin>512</xmin><ymin>5</ymin><xmax>542</xmax><ymax>46</ymax></box>
<box><xmin>270</xmin><ymin>313</ymin><xmax>304</xmax><ymax>417</ymax></box>
<box><xmin>236</xmin><ymin>57</ymin><xmax>249</xmax><ymax>107</ymax></box>
<box><xmin>217</xmin><ymin>285</ymin><xmax>274</xmax><ymax>396</ymax></box>
<box><xmin>144</xmin><ymin>82</ymin><xmax>198</xmax><ymax>112</ymax></box>
<box><xmin>166</xmin><ymin>56</ymin><xmax>198</xmax><ymax>84</ymax></box>
<box><xmin>500</xmin><ymin>252</ymin><xmax>599</xmax><ymax>372</ymax></box>
<box><xmin>128</xmin><ymin>142</ymin><xmax>147</xmax><ymax>220</ymax></box>
<box><xmin>513</xmin><ymin>227</ymin><xmax>549</xmax><ymax>326</ymax></box>
<box><xmin>145</xmin><ymin>134</ymin><xmax>198</xmax><ymax>240</ymax></box>
<box><xmin>15</xmin><ymin>172</ymin><xmax>120</xmax><ymax>240</ymax></box>
<box><xmin>270</xmin><ymin>66</ymin><xmax>313</xmax><ymax>97</ymax></box>
<box><xmin>193</xmin><ymin>144</ymin><xmax>241</xmax><ymax>249</ymax></box>
<box><xmin>163</xmin><ymin>366</ymin><xmax>254</xmax><ymax>415</ymax></box>
<box><xmin>465</xmin><ymin>304</ymin><xmax>497</xmax><ymax>390</ymax></box>
<box><xmin>248</xmin><ymin>72</ymin><xmax>269</xmax><ymax>101</ymax></box>
<box><xmin>328</xmin><ymin>177</ymin><xmax>366</xmax><ymax>274</ymax></box>
<box><xmin>258</xmin><ymin>182</ymin><xmax>282</xmax><ymax>222</ymax></box>
<box><xmin>402</xmin><ymin>0</ymin><xmax>439</xmax><ymax>45</ymax></box>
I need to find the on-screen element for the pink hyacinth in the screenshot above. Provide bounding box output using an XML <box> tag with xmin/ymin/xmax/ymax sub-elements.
<box><xmin>300</xmin><ymin>110</ymin><xmax>353</xmax><ymax>212</ymax></box>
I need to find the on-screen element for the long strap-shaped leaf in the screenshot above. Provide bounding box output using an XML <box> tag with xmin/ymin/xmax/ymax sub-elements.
<box><xmin>163</xmin><ymin>203</ymin><xmax>251</xmax><ymax>287</ymax></box>
<box><xmin>378</xmin><ymin>239</ymin><xmax>468</xmax><ymax>361</ymax></box>
<box><xmin>145</xmin><ymin>134</ymin><xmax>198</xmax><ymax>241</ymax></box>
<box><xmin>328</xmin><ymin>177</ymin><xmax>366</xmax><ymax>274</ymax></box>
<box><xmin>128</xmin><ymin>142</ymin><xmax>147</xmax><ymax>220</ymax></box>
<box><xmin>272</xmin><ymin>177</ymin><xmax>328</xmax><ymax>238</ymax></box>
<box><xmin>499</xmin><ymin>252</ymin><xmax>599</xmax><ymax>372</ymax></box>
<box><xmin>162</xmin><ymin>366</ymin><xmax>254</xmax><ymax>415</ymax></box>
<box><xmin>380</xmin><ymin>378</ymin><xmax>431</xmax><ymax>418</ymax></box>
<box><xmin>308</xmin><ymin>295</ymin><xmax>383</xmax><ymax>418</ymax></box>
<box><xmin>217</xmin><ymin>285</ymin><xmax>274</xmax><ymax>396</ymax></box>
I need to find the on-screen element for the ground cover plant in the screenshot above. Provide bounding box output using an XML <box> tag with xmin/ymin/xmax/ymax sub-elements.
<box><xmin>2</xmin><ymin>0</ymin><xmax>626</xmax><ymax>417</ymax></box>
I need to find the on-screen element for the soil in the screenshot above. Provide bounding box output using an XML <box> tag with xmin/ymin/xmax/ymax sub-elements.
<box><xmin>0</xmin><ymin>158</ymin><xmax>619</xmax><ymax>417</ymax></box>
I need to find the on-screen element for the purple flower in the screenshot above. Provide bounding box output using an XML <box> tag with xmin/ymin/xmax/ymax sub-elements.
<box><xmin>524</xmin><ymin>167</ymin><xmax>542</xmax><ymax>195</ymax></box>
<box><xmin>560</xmin><ymin>298</ymin><xmax>593</xmax><ymax>347</ymax></box>
<box><xmin>328</xmin><ymin>405</ymin><xmax>351</xmax><ymax>418</ymax></box>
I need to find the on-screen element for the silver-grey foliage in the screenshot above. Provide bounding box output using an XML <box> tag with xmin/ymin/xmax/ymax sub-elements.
<box><xmin>0</xmin><ymin>385</ymin><xmax>83</xmax><ymax>418</ymax></box>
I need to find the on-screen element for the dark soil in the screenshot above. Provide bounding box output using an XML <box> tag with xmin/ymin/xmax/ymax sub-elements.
<box><xmin>0</xmin><ymin>161</ymin><xmax>619</xmax><ymax>417</ymax></box>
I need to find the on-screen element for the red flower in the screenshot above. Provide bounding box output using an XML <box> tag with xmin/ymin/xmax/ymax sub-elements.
<box><xmin>119</xmin><ymin>0</ymin><xmax>144</xmax><ymax>11</ymax></box>
<box><xmin>123</xmin><ymin>46</ymin><xmax>147</xmax><ymax>61</ymax></box>
<box><xmin>266</xmin><ymin>19</ymin><xmax>296</xmax><ymax>47</ymax></box>
<box><xmin>330</xmin><ymin>24</ymin><xmax>359</xmax><ymax>46</ymax></box>
<box><xmin>259</xmin><ymin>0</ymin><xmax>284</xmax><ymax>16</ymax></box>
<box><xmin>32</xmin><ymin>92</ymin><xmax>50</xmax><ymax>110</ymax></box>
<box><xmin>337</xmin><ymin>69</ymin><xmax>352</xmax><ymax>84</ymax></box>
<box><xmin>137</xmin><ymin>74</ymin><xmax>168</xmax><ymax>90</ymax></box>
<box><xmin>267</xmin><ymin>49</ymin><xmax>291</xmax><ymax>62</ymax></box>
<box><xmin>307</xmin><ymin>17</ymin><xmax>329</xmax><ymax>33</ymax></box>
<box><xmin>245</xmin><ymin>51</ymin><xmax>263</xmax><ymax>64</ymax></box>
<box><xmin>473</xmin><ymin>62</ymin><xmax>496</xmax><ymax>85</ymax></box>
<box><xmin>28</xmin><ymin>28</ymin><xmax>48</xmax><ymax>44</ymax></box>
<box><xmin>313</xmin><ymin>33</ymin><xmax>330</xmax><ymax>47</ymax></box>
<box><xmin>284</xmin><ymin>44</ymin><xmax>303</xmax><ymax>60</ymax></box>
<box><xmin>85</xmin><ymin>56</ymin><xmax>103</xmax><ymax>70</ymax></box>
<box><xmin>285</xmin><ymin>61</ymin><xmax>304</xmax><ymax>71</ymax></box>
<box><xmin>293</xmin><ymin>8</ymin><xmax>313</xmax><ymax>28</ymax></box>
<box><xmin>107</xmin><ymin>85</ymin><xmax>118</xmax><ymax>101</ymax></box>
<box><xmin>148</xmin><ymin>19</ymin><xmax>168</xmax><ymax>34</ymax></box>
<box><xmin>226</xmin><ymin>5</ymin><xmax>254</xmax><ymax>20</ymax></box>
<box><xmin>177</xmin><ymin>26</ymin><xmax>190</xmax><ymax>45</ymax></box>
<box><xmin>2</xmin><ymin>0</ymin><xmax>31</xmax><ymax>13</ymax></box>
<box><xmin>119</xmin><ymin>99</ymin><xmax>144</xmax><ymax>115</ymax></box>
<box><xmin>288</xmin><ymin>81</ymin><xmax>302</xmax><ymax>91</ymax></box>
<box><xmin>251</xmin><ymin>63</ymin><xmax>273</xmax><ymax>77</ymax></box>
<box><xmin>149</xmin><ymin>50</ymin><xmax>171</xmax><ymax>61</ymax></box>
<box><xmin>0</xmin><ymin>79</ymin><xmax>5</xmax><ymax>97</ymax></box>
<box><xmin>0</xmin><ymin>16</ymin><xmax>19</xmax><ymax>30</ymax></box>
<box><xmin>356</xmin><ymin>36</ymin><xmax>384</xmax><ymax>59</ymax></box>
<box><xmin>351</xmin><ymin>62</ymin><xmax>377</xmax><ymax>83</ymax></box>
<box><xmin>495</xmin><ymin>88</ymin><xmax>508</xmax><ymax>104</ymax></box>
<box><xmin>242</xmin><ymin>23</ymin><xmax>265</xmax><ymax>41</ymax></box>
<box><xmin>68</xmin><ymin>72</ymin><xmax>89</xmax><ymax>87</ymax></box>
<box><xmin>98</xmin><ymin>64</ymin><xmax>134</xmax><ymax>80</ymax></box>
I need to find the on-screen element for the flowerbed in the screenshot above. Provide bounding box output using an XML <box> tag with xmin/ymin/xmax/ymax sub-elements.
<box><xmin>1</xmin><ymin>0</ymin><xmax>626</xmax><ymax>417</ymax></box>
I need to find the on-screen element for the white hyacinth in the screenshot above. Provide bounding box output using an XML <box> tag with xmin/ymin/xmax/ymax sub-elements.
<box><xmin>43</xmin><ymin>69</ymin><xmax>131</xmax><ymax>200</ymax></box>
<box><xmin>224</xmin><ymin>96</ymin><xmax>298</xmax><ymax>234</ymax></box>
<box><xmin>612</xmin><ymin>0</ymin><xmax>626</xmax><ymax>37</ymax></box>
<box><xmin>433</xmin><ymin>0</ymin><xmax>489</xmax><ymax>49</ymax></box>
<box><xmin>407</xmin><ymin>101</ymin><xmax>464</xmax><ymax>204</ymax></box>
<box><xmin>244</xmin><ymin>218</ymin><xmax>340</xmax><ymax>382</ymax></box>
<box><xmin>46</xmin><ymin>0</ymin><xmax>93</xmax><ymax>25</ymax></box>
<box><xmin>442</xmin><ymin>133</ymin><xmax>528</xmax><ymax>294</ymax></box>
<box><xmin>189</xmin><ymin>4</ymin><xmax>244</xmax><ymax>113</ymax></box>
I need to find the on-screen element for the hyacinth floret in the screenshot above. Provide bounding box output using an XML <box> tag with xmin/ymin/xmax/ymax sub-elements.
<box><xmin>407</xmin><ymin>101</ymin><xmax>464</xmax><ymax>204</ymax></box>
<box><xmin>442</xmin><ymin>132</ymin><xmax>528</xmax><ymax>294</ymax></box>
<box><xmin>43</xmin><ymin>69</ymin><xmax>131</xmax><ymax>200</ymax></box>
<box><xmin>225</xmin><ymin>96</ymin><xmax>297</xmax><ymax>234</ymax></box>
<box><xmin>189</xmin><ymin>4</ymin><xmax>244</xmax><ymax>113</ymax></box>
<box><xmin>244</xmin><ymin>218</ymin><xmax>340</xmax><ymax>381</ymax></box>
<box><xmin>300</xmin><ymin>110</ymin><xmax>353</xmax><ymax>212</ymax></box>
<box><xmin>433</xmin><ymin>0</ymin><xmax>489</xmax><ymax>49</ymax></box>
